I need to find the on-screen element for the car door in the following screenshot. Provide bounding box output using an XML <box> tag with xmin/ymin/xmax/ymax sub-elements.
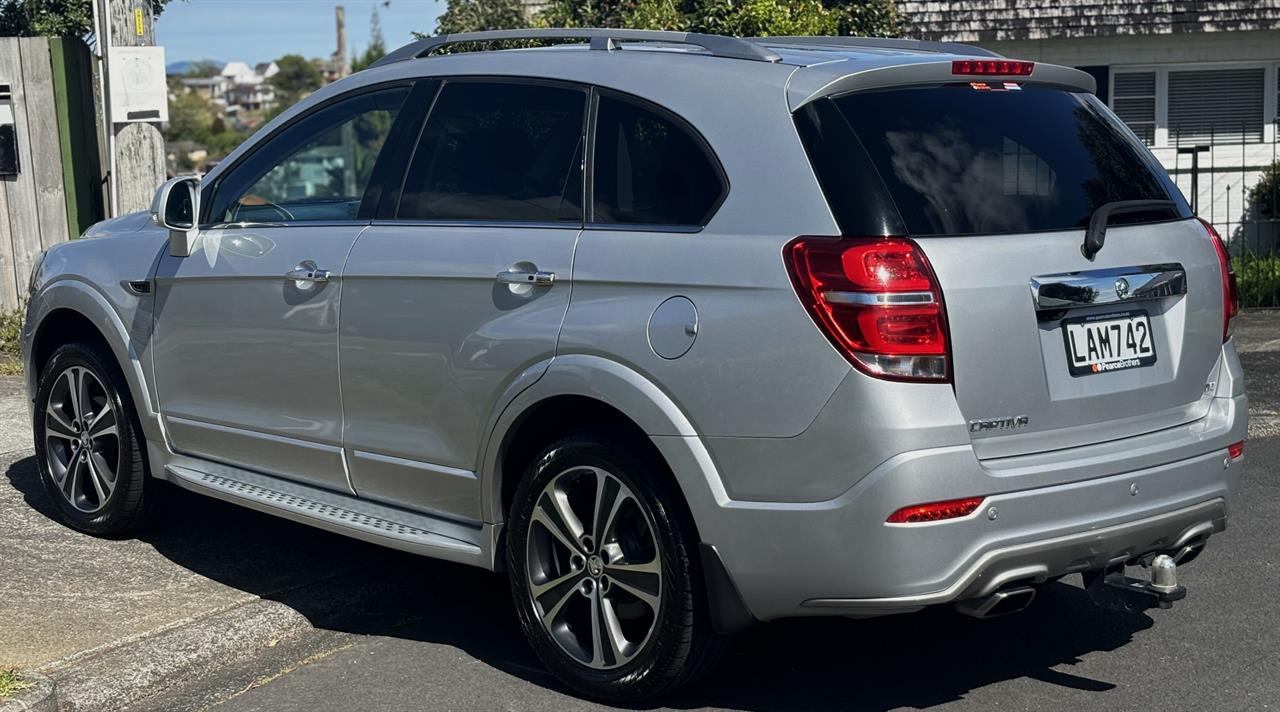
<box><xmin>339</xmin><ymin>78</ymin><xmax>587</xmax><ymax>521</ymax></box>
<box><xmin>152</xmin><ymin>84</ymin><xmax>414</xmax><ymax>492</ymax></box>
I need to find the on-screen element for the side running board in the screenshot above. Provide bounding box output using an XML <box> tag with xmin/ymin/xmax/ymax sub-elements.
<box><xmin>166</xmin><ymin>462</ymin><xmax>485</xmax><ymax>566</ymax></box>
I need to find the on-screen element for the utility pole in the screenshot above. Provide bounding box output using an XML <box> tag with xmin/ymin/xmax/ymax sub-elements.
<box><xmin>102</xmin><ymin>0</ymin><xmax>166</xmax><ymax>215</ymax></box>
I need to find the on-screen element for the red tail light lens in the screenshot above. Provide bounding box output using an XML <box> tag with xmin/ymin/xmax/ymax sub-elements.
<box><xmin>1228</xmin><ymin>441</ymin><xmax>1244</xmax><ymax>460</ymax></box>
<box><xmin>785</xmin><ymin>236</ymin><xmax>950</xmax><ymax>381</ymax></box>
<box><xmin>952</xmin><ymin>59</ymin><xmax>1034</xmax><ymax>76</ymax></box>
<box><xmin>887</xmin><ymin>496</ymin><xmax>985</xmax><ymax>524</ymax></box>
<box><xmin>1199</xmin><ymin>218</ymin><xmax>1239</xmax><ymax>342</ymax></box>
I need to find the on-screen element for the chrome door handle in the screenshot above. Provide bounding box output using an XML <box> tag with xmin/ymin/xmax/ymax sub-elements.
<box><xmin>286</xmin><ymin>261</ymin><xmax>331</xmax><ymax>283</ymax></box>
<box><xmin>496</xmin><ymin>269</ymin><xmax>555</xmax><ymax>286</ymax></box>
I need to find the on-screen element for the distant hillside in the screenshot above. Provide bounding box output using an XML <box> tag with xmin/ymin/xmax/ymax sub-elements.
<box><xmin>166</xmin><ymin>59</ymin><xmax>224</xmax><ymax>76</ymax></box>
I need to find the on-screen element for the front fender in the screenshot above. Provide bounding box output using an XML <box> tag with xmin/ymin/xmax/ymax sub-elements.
<box><xmin>23</xmin><ymin>277</ymin><xmax>161</xmax><ymax>443</ymax></box>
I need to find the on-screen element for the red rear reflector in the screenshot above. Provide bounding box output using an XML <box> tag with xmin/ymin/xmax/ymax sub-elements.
<box><xmin>785</xmin><ymin>237</ymin><xmax>950</xmax><ymax>382</ymax></box>
<box><xmin>1228</xmin><ymin>441</ymin><xmax>1244</xmax><ymax>460</ymax></box>
<box><xmin>1199</xmin><ymin>218</ymin><xmax>1239</xmax><ymax>342</ymax></box>
<box><xmin>887</xmin><ymin>497</ymin><xmax>985</xmax><ymax>524</ymax></box>
<box><xmin>952</xmin><ymin>59</ymin><xmax>1034</xmax><ymax>76</ymax></box>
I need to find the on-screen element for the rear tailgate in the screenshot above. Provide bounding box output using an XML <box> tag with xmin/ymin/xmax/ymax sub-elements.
<box><xmin>918</xmin><ymin>221</ymin><xmax>1223</xmax><ymax>458</ymax></box>
<box><xmin>804</xmin><ymin>78</ymin><xmax>1227</xmax><ymax>458</ymax></box>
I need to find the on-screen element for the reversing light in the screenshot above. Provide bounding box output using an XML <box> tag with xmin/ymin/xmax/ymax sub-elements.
<box><xmin>952</xmin><ymin>59</ymin><xmax>1034</xmax><ymax>76</ymax></box>
<box><xmin>887</xmin><ymin>497</ymin><xmax>985</xmax><ymax>524</ymax></box>
<box><xmin>1228</xmin><ymin>441</ymin><xmax>1244</xmax><ymax>460</ymax></box>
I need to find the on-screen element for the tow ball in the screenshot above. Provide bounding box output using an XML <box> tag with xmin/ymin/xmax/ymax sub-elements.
<box><xmin>1084</xmin><ymin>554</ymin><xmax>1186</xmax><ymax>612</ymax></box>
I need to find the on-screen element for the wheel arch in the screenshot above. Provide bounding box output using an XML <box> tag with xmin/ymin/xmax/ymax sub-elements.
<box><xmin>26</xmin><ymin>281</ymin><xmax>160</xmax><ymax>444</ymax></box>
<box><xmin>481</xmin><ymin>354</ymin><xmax>730</xmax><ymax>530</ymax></box>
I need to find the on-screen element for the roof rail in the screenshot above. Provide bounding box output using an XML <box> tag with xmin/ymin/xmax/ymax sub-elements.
<box><xmin>370</xmin><ymin>28</ymin><xmax>783</xmax><ymax>69</ymax></box>
<box><xmin>755</xmin><ymin>36</ymin><xmax>1002</xmax><ymax>59</ymax></box>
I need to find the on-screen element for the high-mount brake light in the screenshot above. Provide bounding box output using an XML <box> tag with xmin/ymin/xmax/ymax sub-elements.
<box><xmin>784</xmin><ymin>237</ymin><xmax>950</xmax><ymax>382</ymax></box>
<box><xmin>1199</xmin><ymin>218</ymin><xmax>1239</xmax><ymax>342</ymax></box>
<box><xmin>952</xmin><ymin>59</ymin><xmax>1034</xmax><ymax>76</ymax></box>
<box><xmin>887</xmin><ymin>497</ymin><xmax>985</xmax><ymax>524</ymax></box>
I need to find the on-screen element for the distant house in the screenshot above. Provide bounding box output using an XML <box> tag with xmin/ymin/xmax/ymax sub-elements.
<box><xmin>178</xmin><ymin>75</ymin><xmax>230</xmax><ymax>105</ymax></box>
<box><xmin>897</xmin><ymin>0</ymin><xmax>1280</xmax><ymax>237</ymax></box>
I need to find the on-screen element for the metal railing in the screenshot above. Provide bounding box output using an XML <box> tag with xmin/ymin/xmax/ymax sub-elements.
<box><xmin>1167</xmin><ymin>121</ymin><xmax>1279</xmax><ymax>309</ymax></box>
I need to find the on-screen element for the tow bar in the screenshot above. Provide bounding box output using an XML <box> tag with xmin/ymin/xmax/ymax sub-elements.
<box><xmin>1085</xmin><ymin>554</ymin><xmax>1186</xmax><ymax>612</ymax></box>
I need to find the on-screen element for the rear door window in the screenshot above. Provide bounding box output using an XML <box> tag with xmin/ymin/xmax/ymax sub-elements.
<box><xmin>398</xmin><ymin>80</ymin><xmax>586</xmax><ymax>223</ymax></box>
<box><xmin>811</xmin><ymin>85</ymin><xmax>1190</xmax><ymax>236</ymax></box>
<box><xmin>591</xmin><ymin>93</ymin><xmax>726</xmax><ymax>227</ymax></box>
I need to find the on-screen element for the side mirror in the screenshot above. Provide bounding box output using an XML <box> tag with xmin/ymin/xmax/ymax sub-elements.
<box><xmin>151</xmin><ymin>176</ymin><xmax>200</xmax><ymax>257</ymax></box>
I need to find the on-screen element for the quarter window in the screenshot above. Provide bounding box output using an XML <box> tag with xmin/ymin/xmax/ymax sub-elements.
<box><xmin>398</xmin><ymin>81</ymin><xmax>586</xmax><ymax>223</ymax></box>
<box><xmin>209</xmin><ymin>86</ymin><xmax>408</xmax><ymax>224</ymax></box>
<box><xmin>591</xmin><ymin>94</ymin><xmax>725</xmax><ymax>227</ymax></box>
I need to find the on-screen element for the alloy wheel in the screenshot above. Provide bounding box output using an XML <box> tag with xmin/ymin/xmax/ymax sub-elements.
<box><xmin>43</xmin><ymin>366</ymin><xmax>121</xmax><ymax>513</ymax></box>
<box><xmin>525</xmin><ymin>465</ymin><xmax>663</xmax><ymax>670</ymax></box>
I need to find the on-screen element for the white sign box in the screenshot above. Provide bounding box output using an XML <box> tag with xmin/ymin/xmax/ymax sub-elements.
<box><xmin>109</xmin><ymin>46</ymin><xmax>168</xmax><ymax>123</ymax></box>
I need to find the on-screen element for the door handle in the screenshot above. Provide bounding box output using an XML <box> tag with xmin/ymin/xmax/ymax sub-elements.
<box><xmin>286</xmin><ymin>261</ymin><xmax>331</xmax><ymax>283</ymax></box>
<box><xmin>496</xmin><ymin>269</ymin><xmax>555</xmax><ymax>286</ymax></box>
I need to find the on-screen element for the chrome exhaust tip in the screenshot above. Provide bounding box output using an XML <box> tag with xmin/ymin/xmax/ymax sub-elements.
<box><xmin>955</xmin><ymin>585</ymin><xmax>1037</xmax><ymax>619</ymax></box>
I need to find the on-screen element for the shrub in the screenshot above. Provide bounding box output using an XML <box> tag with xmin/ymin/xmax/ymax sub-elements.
<box><xmin>1233</xmin><ymin>254</ymin><xmax>1280</xmax><ymax>309</ymax></box>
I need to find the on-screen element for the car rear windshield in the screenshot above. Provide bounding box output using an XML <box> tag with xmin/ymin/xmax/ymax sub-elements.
<box><xmin>800</xmin><ymin>84</ymin><xmax>1191</xmax><ymax>237</ymax></box>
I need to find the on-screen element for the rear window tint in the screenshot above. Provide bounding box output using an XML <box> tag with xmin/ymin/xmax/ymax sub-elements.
<box><xmin>592</xmin><ymin>94</ymin><xmax>725</xmax><ymax>227</ymax></box>
<box><xmin>812</xmin><ymin>85</ymin><xmax>1190</xmax><ymax>237</ymax></box>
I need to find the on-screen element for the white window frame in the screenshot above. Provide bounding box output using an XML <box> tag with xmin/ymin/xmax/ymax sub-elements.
<box><xmin>1109</xmin><ymin>60</ymin><xmax>1278</xmax><ymax>148</ymax></box>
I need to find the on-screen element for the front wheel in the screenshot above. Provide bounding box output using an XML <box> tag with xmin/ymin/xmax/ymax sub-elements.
<box><xmin>33</xmin><ymin>342</ymin><xmax>151</xmax><ymax>536</ymax></box>
<box><xmin>506</xmin><ymin>430</ymin><xmax>721</xmax><ymax>701</ymax></box>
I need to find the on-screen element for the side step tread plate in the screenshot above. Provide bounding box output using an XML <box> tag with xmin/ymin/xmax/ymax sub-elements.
<box><xmin>166</xmin><ymin>462</ymin><xmax>485</xmax><ymax>566</ymax></box>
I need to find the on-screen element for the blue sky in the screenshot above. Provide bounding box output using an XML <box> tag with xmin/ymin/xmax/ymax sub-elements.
<box><xmin>156</xmin><ymin>0</ymin><xmax>447</xmax><ymax>66</ymax></box>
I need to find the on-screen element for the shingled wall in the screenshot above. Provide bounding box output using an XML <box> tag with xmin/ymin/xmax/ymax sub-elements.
<box><xmin>896</xmin><ymin>1</ymin><xmax>1280</xmax><ymax>42</ymax></box>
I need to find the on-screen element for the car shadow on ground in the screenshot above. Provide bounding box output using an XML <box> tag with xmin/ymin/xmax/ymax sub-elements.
<box><xmin>6</xmin><ymin>456</ymin><xmax>1153</xmax><ymax>711</ymax></box>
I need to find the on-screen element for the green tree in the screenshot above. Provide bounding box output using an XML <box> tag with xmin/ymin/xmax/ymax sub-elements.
<box><xmin>351</xmin><ymin>6</ymin><xmax>388</xmax><ymax>72</ymax></box>
<box><xmin>269</xmin><ymin>54</ymin><xmax>324</xmax><ymax>105</ymax></box>
<box><xmin>535</xmin><ymin>0</ymin><xmax>900</xmax><ymax>37</ymax></box>
<box><xmin>436</xmin><ymin>0</ymin><xmax>529</xmax><ymax>34</ymax></box>
<box><xmin>0</xmin><ymin>0</ymin><xmax>174</xmax><ymax>37</ymax></box>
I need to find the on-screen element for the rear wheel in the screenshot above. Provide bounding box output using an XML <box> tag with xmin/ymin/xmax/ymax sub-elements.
<box><xmin>506</xmin><ymin>430</ymin><xmax>721</xmax><ymax>701</ymax></box>
<box><xmin>33</xmin><ymin>342</ymin><xmax>150</xmax><ymax>536</ymax></box>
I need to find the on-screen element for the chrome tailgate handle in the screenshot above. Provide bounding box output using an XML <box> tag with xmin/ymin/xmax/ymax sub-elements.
<box><xmin>286</xmin><ymin>261</ymin><xmax>331</xmax><ymax>283</ymax></box>
<box><xmin>1031</xmin><ymin>264</ymin><xmax>1186</xmax><ymax>312</ymax></box>
<box><xmin>497</xmin><ymin>269</ymin><xmax>555</xmax><ymax>286</ymax></box>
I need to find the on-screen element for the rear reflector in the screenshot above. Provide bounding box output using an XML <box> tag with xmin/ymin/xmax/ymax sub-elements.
<box><xmin>1228</xmin><ymin>441</ymin><xmax>1244</xmax><ymax>460</ymax></box>
<box><xmin>784</xmin><ymin>237</ymin><xmax>950</xmax><ymax>382</ymax></box>
<box><xmin>887</xmin><ymin>497</ymin><xmax>985</xmax><ymax>524</ymax></box>
<box><xmin>1199</xmin><ymin>218</ymin><xmax>1239</xmax><ymax>342</ymax></box>
<box><xmin>952</xmin><ymin>59</ymin><xmax>1034</xmax><ymax>76</ymax></box>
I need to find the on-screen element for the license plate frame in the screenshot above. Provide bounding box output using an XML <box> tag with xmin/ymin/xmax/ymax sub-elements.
<box><xmin>1061</xmin><ymin>309</ymin><xmax>1157</xmax><ymax>377</ymax></box>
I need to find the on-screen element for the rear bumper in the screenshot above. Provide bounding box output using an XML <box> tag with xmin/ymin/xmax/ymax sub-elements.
<box><xmin>682</xmin><ymin>393</ymin><xmax>1245</xmax><ymax>622</ymax></box>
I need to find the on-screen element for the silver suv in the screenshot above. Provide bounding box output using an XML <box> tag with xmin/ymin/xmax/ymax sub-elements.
<box><xmin>22</xmin><ymin>29</ymin><xmax>1247</xmax><ymax>701</ymax></box>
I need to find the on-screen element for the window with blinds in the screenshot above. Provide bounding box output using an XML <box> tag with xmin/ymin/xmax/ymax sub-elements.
<box><xmin>1112</xmin><ymin>72</ymin><xmax>1156</xmax><ymax>145</ymax></box>
<box><xmin>1168</xmin><ymin>68</ymin><xmax>1265</xmax><ymax>146</ymax></box>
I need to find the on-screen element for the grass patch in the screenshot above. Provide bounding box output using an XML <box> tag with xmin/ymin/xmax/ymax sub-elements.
<box><xmin>0</xmin><ymin>306</ymin><xmax>22</xmax><ymax>376</ymax></box>
<box><xmin>0</xmin><ymin>667</ymin><xmax>31</xmax><ymax>699</ymax></box>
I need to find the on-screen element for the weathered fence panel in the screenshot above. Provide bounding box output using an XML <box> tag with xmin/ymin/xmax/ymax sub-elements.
<box><xmin>0</xmin><ymin>37</ymin><xmax>93</xmax><ymax>311</ymax></box>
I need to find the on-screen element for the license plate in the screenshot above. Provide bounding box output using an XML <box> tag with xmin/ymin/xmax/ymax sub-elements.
<box><xmin>1062</xmin><ymin>310</ymin><xmax>1157</xmax><ymax>376</ymax></box>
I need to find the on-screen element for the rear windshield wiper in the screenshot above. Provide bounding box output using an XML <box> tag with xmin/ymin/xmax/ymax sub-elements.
<box><xmin>1081</xmin><ymin>200</ymin><xmax>1178</xmax><ymax>260</ymax></box>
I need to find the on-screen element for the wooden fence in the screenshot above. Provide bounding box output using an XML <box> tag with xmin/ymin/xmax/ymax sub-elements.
<box><xmin>0</xmin><ymin>37</ymin><xmax>101</xmax><ymax>311</ymax></box>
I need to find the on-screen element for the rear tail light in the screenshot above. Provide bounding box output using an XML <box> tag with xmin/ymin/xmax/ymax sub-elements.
<box><xmin>1228</xmin><ymin>441</ymin><xmax>1244</xmax><ymax>460</ymax></box>
<box><xmin>887</xmin><ymin>496</ymin><xmax>985</xmax><ymax>524</ymax></box>
<box><xmin>785</xmin><ymin>236</ymin><xmax>950</xmax><ymax>382</ymax></box>
<box><xmin>952</xmin><ymin>59</ymin><xmax>1034</xmax><ymax>76</ymax></box>
<box><xmin>1199</xmin><ymin>218</ymin><xmax>1239</xmax><ymax>342</ymax></box>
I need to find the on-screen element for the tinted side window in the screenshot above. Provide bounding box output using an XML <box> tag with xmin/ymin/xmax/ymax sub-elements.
<box><xmin>592</xmin><ymin>94</ymin><xmax>724</xmax><ymax>227</ymax></box>
<box><xmin>398</xmin><ymin>82</ymin><xmax>586</xmax><ymax>222</ymax></box>
<box><xmin>209</xmin><ymin>86</ymin><xmax>408</xmax><ymax>224</ymax></box>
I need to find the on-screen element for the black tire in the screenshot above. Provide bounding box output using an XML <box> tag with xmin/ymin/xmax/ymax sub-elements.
<box><xmin>33</xmin><ymin>342</ymin><xmax>151</xmax><ymax>536</ymax></box>
<box><xmin>506</xmin><ymin>428</ymin><xmax>723</xmax><ymax>701</ymax></box>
